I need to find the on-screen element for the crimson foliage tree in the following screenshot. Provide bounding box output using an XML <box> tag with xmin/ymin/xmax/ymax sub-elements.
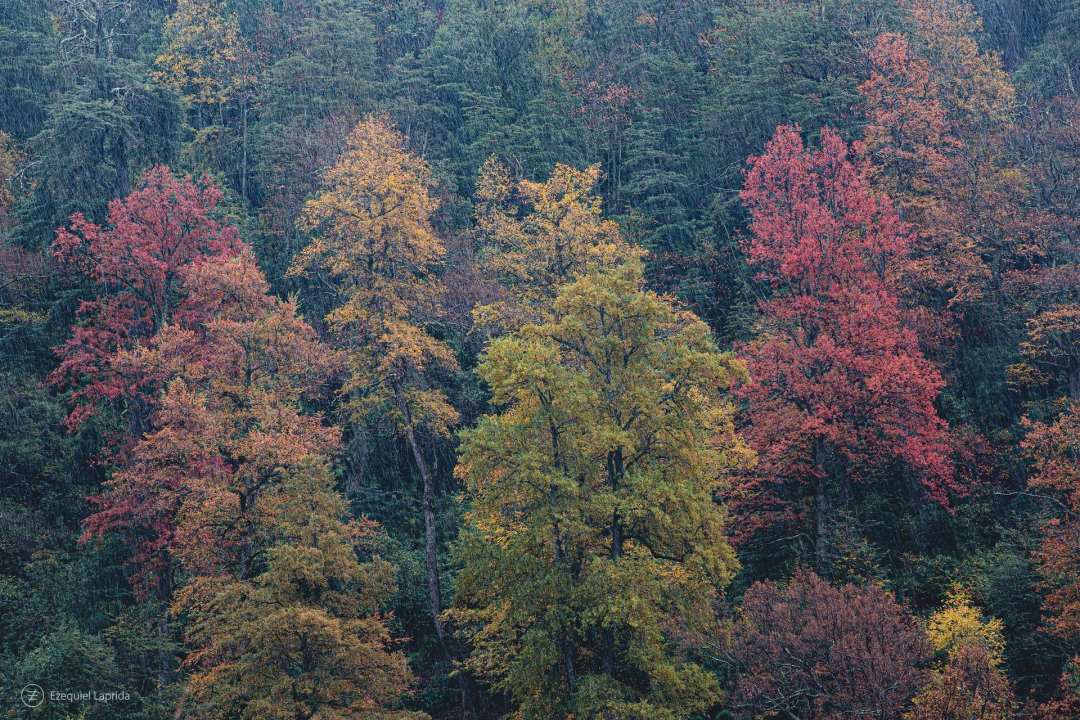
<box><xmin>49</xmin><ymin>166</ymin><xmax>243</xmax><ymax>434</ymax></box>
<box><xmin>735</xmin><ymin>125</ymin><xmax>958</xmax><ymax>569</ymax></box>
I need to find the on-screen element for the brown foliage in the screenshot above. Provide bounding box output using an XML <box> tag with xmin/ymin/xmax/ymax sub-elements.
<box><xmin>909</xmin><ymin>645</ymin><xmax>1016</xmax><ymax>720</ymax></box>
<box><xmin>728</xmin><ymin>569</ymin><xmax>930</xmax><ymax>720</ymax></box>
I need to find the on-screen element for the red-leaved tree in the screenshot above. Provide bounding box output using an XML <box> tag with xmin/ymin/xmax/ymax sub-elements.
<box><xmin>49</xmin><ymin>165</ymin><xmax>243</xmax><ymax>434</ymax></box>
<box><xmin>79</xmin><ymin>252</ymin><xmax>339</xmax><ymax>687</ymax></box>
<box><xmin>727</xmin><ymin>568</ymin><xmax>930</xmax><ymax>720</ymax></box>
<box><xmin>79</xmin><ymin>253</ymin><xmax>336</xmax><ymax>591</ymax></box>
<box><xmin>734</xmin><ymin>125</ymin><xmax>958</xmax><ymax>568</ymax></box>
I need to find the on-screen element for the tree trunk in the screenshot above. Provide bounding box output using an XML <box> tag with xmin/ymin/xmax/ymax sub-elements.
<box><xmin>394</xmin><ymin>381</ymin><xmax>447</xmax><ymax>653</ymax></box>
<box><xmin>113</xmin><ymin>133</ymin><xmax>130</xmax><ymax>200</ymax></box>
<box><xmin>816</xmin><ymin>476</ymin><xmax>829</xmax><ymax>573</ymax></box>
<box><xmin>156</xmin><ymin>572</ymin><xmax>173</xmax><ymax>688</ymax></box>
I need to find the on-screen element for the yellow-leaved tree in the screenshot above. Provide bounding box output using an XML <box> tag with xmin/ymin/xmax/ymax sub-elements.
<box><xmin>472</xmin><ymin>156</ymin><xmax>638</xmax><ymax>330</ymax></box>
<box><xmin>290</xmin><ymin>116</ymin><xmax>459</xmax><ymax>651</ymax></box>
<box><xmin>153</xmin><ymin>0</ymin><xmax>255</xmax><ymax>109</ymax></box>
<box><xmin>452</xmin><ymin>258</ymin><xmax>753</xmax><ymax>717</ymax></box>
<box><xmin>908</xmin><ymin>587</ymin><xmax>1016</xmax><ymax>719</ymax></box>
<box><xmin>153</xmin><ymin>0</ymin><xmax>259</xmax><ymax>196</ymax></box>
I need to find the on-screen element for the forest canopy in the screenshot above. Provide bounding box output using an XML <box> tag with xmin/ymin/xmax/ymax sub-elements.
<box><xmin>4</xmin><ymin>0</ymin><xmax>1080</xmax><ymax>718</ymax></box>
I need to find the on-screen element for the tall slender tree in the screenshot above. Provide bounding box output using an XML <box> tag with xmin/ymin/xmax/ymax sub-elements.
<box><xmin>290</xmin><ymin>116</ymin><xmax>458</xmax><ymax>652</ymax></box>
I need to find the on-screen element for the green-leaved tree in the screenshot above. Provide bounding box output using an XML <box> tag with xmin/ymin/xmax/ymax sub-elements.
<box><xmin>452</xmin><ymin>258</ymin><xmax>753</xmax><ymax>718</ymax></box>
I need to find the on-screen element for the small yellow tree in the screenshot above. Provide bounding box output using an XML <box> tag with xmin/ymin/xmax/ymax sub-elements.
<box><xmin>153</xmin><ymin>0</ymin><xmax>255</xmax><ymax>109</ymax></box>
<box><xmin>908</xmin><ymin>588</ymin><xmax>1016</xmax><ymax>719</ymax></box>
<box><xmin>290</xmin><ymin>116</ymin><xmax>458</xmax><ymax>651</ymax></box>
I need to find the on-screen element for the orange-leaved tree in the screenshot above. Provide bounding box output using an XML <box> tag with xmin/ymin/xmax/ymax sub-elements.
<box><xmin>859</xmin><ymin>0</ymin><xmax>1020</xmax><ymax>315</ymax></box>
<box><xmin>1015</xmin><ymin>400</ymin><xmax>1080</xmax><ymax>712</ymax></box>
<box><xmin>84</xmin><ymin>252</ymin><xmax>421</xmax><ymax>716</ymax></box>
<box><xmin>734</xmin><ymin>125</ymin><xmax>957</xmax><ymax>572</ymax></box>
<box><xmin>290</xmin><ymin>115</ymin><xmax>458</xmax><ymax>651</ymax></box>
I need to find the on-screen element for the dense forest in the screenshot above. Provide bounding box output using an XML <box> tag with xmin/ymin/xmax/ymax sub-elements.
<box><xmin>5</xmin><ymin>0</ymin><xmax>1080</xmax><ymax>717</ymax></box>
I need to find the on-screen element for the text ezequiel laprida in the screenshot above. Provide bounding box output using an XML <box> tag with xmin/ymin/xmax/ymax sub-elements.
<box><xmin>50</xmin><ymin>689</ymin><xmax>130</xmax><ymax>702</ymax></box>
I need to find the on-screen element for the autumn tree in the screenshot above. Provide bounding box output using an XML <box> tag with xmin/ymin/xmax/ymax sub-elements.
<box><xmin>472</xmin><ymin>156</ymin><xmax>638</xmax><ymax>329</ymax></box>
<box><xmin>859</xmin><ymin>0</ymin><xmax>1023</xmax><ymax>319</ymax></box>
<box><xmin>1004</xmin><ymin>99</ymin><xmax>1080</xmax><ymax>401</ymax></box>
<box><xmin>726</xmin><ymin>569</ymin><xmax>929</xmax><ymax>720</ymax></box>
<box><xmin>177</xmin><ymin>457</ymin><xmax>424</xmax><ymax>720</ymax></box>
<box><xmin>153</xmin><ymin>0</ymin><xmax>259</xmax><ymax>198</ymax></box>
<box><xmin>859</xmin><ymin>32</ymin><xmax>956</xmax><ymax>218</ymax></box>
<box><xmin>49</xmin><ymin>166</ymin><xmax>243</xmax><ymax>434</ymax></box>
<box><xmin>908</xmin><ymin>588</ymin><xmax>1016</xmax><ymax>719</ymax></box>
<box><xmin>78</xmin><ymin>251</ymin><xmax>326</xmax><ymax>684</ymax></box>
<box><xmin>735</xmin><ymin>125</ymin><xmax>956</xmax><ymax>571</ymax></box>
<box><xmin>81</xmin><ymin>250</ymin><xmax>420</xmax><ymax>715</ymax></box>
<box><xmin>81</xmin><ymin>253</ymin><xmax>332</xmax><ymax>591</ymax></box>
<box><xmin>900</xmin><ymin>0</ymin><xmax>1015</xmax><ymax>133</ymax></box>
<box><xmin>153</xmin><ymin>0</ymin><xmax>256</xmax><ymax>110</ymax></box>
<box><xmin>290</xmin><ymin>116</ymin><xmax>458</xmax><ymax>651</ymax></box>
<box><xmin>452</xmin><ymin>258</ymin><xmax>752</xmax><ymax>718</ymax></box>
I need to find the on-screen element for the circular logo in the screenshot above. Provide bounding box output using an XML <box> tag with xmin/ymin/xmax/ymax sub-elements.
<box><xmin>21</xmin><ymin>684</ymin><xmax>45</xmax><ymax>708</ymax></box>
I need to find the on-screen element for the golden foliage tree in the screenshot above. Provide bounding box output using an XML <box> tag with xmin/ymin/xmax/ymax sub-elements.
<box><xmin>153</xmin><ymin>0</ymin><xmax>259</xmax><ymax>196</ymax></box>
<box><xmin>153</xmin><ymin>0</ymin><xmax>256</xmax><ymax>109</ymax></box>
<box><xmin>900</xmin><ymin>0</ymin><xmax>1015</xmax><ymax>132</ymax></box>
<box><xmin>177</xmin><ymin>452</ymin><xmax>422</xmax><ymax>720</ymax></box>
<box><xmin>908</xmin><ymin>588</ymin><xmax>1016</xmax><ymax>719</ymax></box>
<box><xmin>290</xmin><ymin>116</ymin><xmax>458</xmax><ymax>650</ymax></box>
<box><xmin>472</xmin><ymin>156</ymin><xmax>638</xmax><ymax>330</ymax></box>
<box><xmin>452</xmin><ymin>258</ymin><xmax>752</xmax><ymax>718</ymax></box>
